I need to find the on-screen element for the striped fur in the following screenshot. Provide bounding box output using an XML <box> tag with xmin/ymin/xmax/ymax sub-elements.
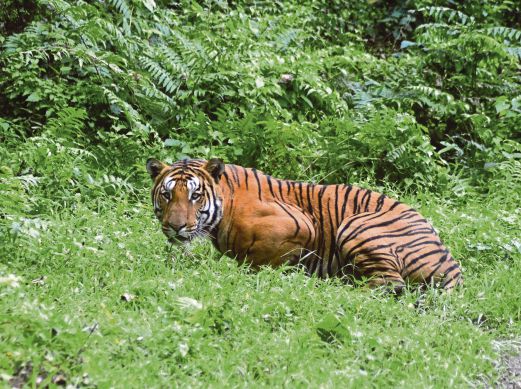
<box><xmin>146</xmin><ymin>158</ymin><xmax>462</xmax><ymax>291</ymax></box>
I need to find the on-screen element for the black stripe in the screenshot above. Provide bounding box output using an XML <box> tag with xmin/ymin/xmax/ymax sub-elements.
<box><xmin>298</xmin><ymin>183</ymin><xmax>305</xmax><ymax>210</ymax></box>
<box><xmin>230</xmin><ymin>165</ymin><xmax>240</xmax><ymax>186</ymax></box>
<box><xmin>343</xmin><ymin>212</ymin><xmax>418</xmax><ymax>244</ymax></box>
<box><xmin>326</xmin><ymin>198</ymin><xmax>337</xmax><ymax>276</ymax></box>
<box><xmin>375</xmin><ymin>193</ymin><xmax>386</xmax><ymax>212</ymax></box>
<box><xmin>364</xmin><ymin>190</ymin><xmax>372</xmax><ymax>212</ymax></box>
<box><xmin>276</xmin><ymin>179</ymin><xmax>284</xmax><ymax>200</ymax></box>
<box><xmin>403</xmin><ymin>261</ymin><xmax>429</xmax><ymax>279</ymax></box>
<box><xmin>316</xmin><ymin>186</ymin><xmax>327</xmax><ymax>258</ymax></box>
<box><xmin>403</xmin><ymin>239</ymin><xmax>441</xmax><ymax>251</ymax></box>
<box><xmin>252</xmin><ymin>169</ymin><xmax>262</xmax><ymax>200</ymax></box>
<box><xmin>337</xmin><ymin>209</ymin><xmax>402</xmax><ymax>244</ymax></box>
<box><xmin>341</xmin><ymin>185</ymin><xmax>353</xmax><ymax>219</ymax></box>
<box><xmin>242</xmin><ymin>167</ymin><xmax>249</xmax><ymax>190</ymax></box>
<box><xmin>222</xmin><ymin>171</ymin><xmax>235</xmax><ymax>194</ymax></box>
<box><xmin>225</xmin><ymin>217</ymin><xmax>234</xmax><ymax>252</ymax></box>
<box><xmin>352</xmin><ymin>188</ymin><xmax>360</xmax><ymax>214</ymax></box>
<box><xmin>275</xmin><ymin>201</ymin><xmax>300</xmax><ymax>238</ymax></box>
<box><xmin>389</xmin><ymin>201</ymin><xmax>401</xmax><ymax>211</ymax></box>
<box><xmin>356</xmin><ymin>255</ymin><xmax>397</xmax><ymax>268</ymax></box>
<box><xmin>308</xmin><ymin>256</ymin><xmax>321</xmax><ymax>276</ymax></box>
<box><xmin>336</xmin><ymin>212</ymin><xmax>376</xmax><ymax>240</ymax></box>
<box><xmin>306</xmin><ymin>184</ymin><xmax>313</xmax><ymax>216</ymax></box>
<box><xmin>360</xmin><ymin>190</ymin><xmax>370</xmax><ymax>213</ymax></box>
<box><xmin>291</xmin><ymin>182</ymin><xmax>301</xmax><ymax>207</ymax></box>
<box><xmin>266</xmin><ymin>175</ymin><xmax>275</xmax><ymax>197</ymax></box>
<box><xmin>206</xmin><ymin>190</ymin><xmax>221</xmax><ymax>227</ymax></box>
<box><xmin>442</xmin><ymin>265</ymin><xmax>461</xmax><ymax>288</ymax></box>
<box><xmin>401</xmin><ymin>243</ymin><xmax>444</xmax><ymax>263</ymax></box>
<box><xmin>334</xmin><ymin>185</ymin><xmax>340</xmax><ymax>226</ymax></box>
<box><xmin>423</xmin><ymin>252</ymin><xmax>449</xmax><ymax>281</ymax></box>
<box><xmin>442</xmin><ymin>263</ymin><xmax>460</xmax><ymax>276</ymax></box>
<box><xmin>403</xmin><ymin>249</ymin><xmax>447</xmax><ymax>272</ymax></box>
<box><xmin>395</xmin><ymin>237</ymin><xmax>436</xmax><ymax>253</ymax></box>
<box><xmin>342</xmin><ymin>228</ymin><xmax>436</xmax><ymax>257</ymax></box>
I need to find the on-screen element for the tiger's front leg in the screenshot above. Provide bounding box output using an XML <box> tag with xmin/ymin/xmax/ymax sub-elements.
<box><xmin>216</xmin><ymin>203</ymin><xmax>316</xmax><ymax>268</ymax></box>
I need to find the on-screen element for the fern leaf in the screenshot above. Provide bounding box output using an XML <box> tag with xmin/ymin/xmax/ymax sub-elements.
<box><xmin>418</xmin><ymin>7</ymin><xmax>474</xmax><ymax>25</ymax></box>
<box><xmin>106</xmin><ymin>0</ymin><xmax>132</xmax><ymax>19</ymax></box>
<box><xmin>483</xmin><ymin>27</ymin><xmax>521</xmax><ymax>43</ymax></box>
<box><xmin>139</xmin><ymin>56</ymin><xmax>180</xmax><ymax>94</ymax></box>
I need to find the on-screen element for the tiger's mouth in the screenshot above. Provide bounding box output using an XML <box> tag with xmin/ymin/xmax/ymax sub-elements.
<box><xmin>164</xmin><ymin>225</ymin><xmax>209</xmax><ymax>245</ymax></box>
<box><xmin>167</xmin><ymin>235</ymin><xmax>191</xmax><ymax>244</ymax></box>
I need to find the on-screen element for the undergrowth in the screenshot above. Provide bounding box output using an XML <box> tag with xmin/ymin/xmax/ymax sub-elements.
<box><xmin>1</xmin><ymin>0</ymin><xmax>520</xmax><ymax>387</ymax></box>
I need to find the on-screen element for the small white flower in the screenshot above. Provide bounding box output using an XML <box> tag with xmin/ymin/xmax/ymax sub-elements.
<box><xmin>176</xmin><ymin>297</ymin><xmax>203</xmax><ymax>310</ymax></box>
<box><xmin>0</xmin><ymin>274</ymin><xmax>22</xmax><ymax>288</ymax></box>
<box><xmin>179</xmin><ymin>343</ymin><xmax>189</xmax><ymax>357</ymax></box>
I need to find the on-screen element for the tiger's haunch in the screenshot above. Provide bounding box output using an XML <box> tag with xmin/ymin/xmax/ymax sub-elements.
<box><xmin>146</xmin><ymin>158</ymin><xmax>462</xmax><ymax>291</ymax></box>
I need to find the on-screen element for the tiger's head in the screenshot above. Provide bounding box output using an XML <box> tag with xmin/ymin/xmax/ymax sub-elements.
<box><xmin>146</xmin><ymin>158</ymin><xmax>225</xmax><ymax>243</ymax></box>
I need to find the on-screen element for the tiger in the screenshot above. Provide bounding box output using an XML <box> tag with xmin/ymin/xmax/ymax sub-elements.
<box><xmin>146</xmin><ymin>157</ymin><xmax>462</xmax><ymax>292</ymax></box>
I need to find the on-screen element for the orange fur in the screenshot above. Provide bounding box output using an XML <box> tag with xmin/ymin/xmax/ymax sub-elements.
<box><xmin>147</xmin><ymin>158</ymin><xmax>462</xmax><ymax>290</ymax></box>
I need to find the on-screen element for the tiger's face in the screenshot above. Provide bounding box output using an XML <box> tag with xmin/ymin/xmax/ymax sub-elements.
<box><xmin>146</xmin><ymin>158</ymin><xmax>225</xmax><ymax>243</ymax></box>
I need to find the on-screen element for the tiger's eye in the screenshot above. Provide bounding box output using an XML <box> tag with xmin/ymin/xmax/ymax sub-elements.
<box><xmin>161</xmin><ymin>190</ymin><xmax>171</xmax><ymax>200</ymax></box>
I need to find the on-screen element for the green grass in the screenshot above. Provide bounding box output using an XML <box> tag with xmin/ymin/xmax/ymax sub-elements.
<box><xmin>2</xmin><ymin>0</ymin><xmax>520</xmax><ymax>386</ymax></box>
<box><xmin>2</xmin><ymin>186</ymin><xmax>520</xmax><ymax>387</ymax></box>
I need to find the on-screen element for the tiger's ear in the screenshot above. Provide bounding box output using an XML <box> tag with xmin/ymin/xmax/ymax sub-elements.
<box><xmin>146</xmin><ymin>158</ymin><xmax>167</xmax><ymax>180</ymax></box>
<box><xmin>205</xmin><ymin>158</ymin><xmax>225</xmax><ymax>182</ymax></box>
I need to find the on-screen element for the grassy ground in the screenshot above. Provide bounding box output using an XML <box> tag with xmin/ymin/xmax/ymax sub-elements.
<box><xmin>1</xmin><ymin>0</ymin><xmax>520</xmax><ymax>386</ymax></box>
<box><xmin>1</xmin><ymin>182</ymin><xmax>521</xmax><ymax>388</ymax></box>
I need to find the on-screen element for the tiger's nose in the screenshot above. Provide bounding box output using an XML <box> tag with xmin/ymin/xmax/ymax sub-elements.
<box><xmin>169</xmin><ymin>223</ymin><xmax>186</xmax><ymax>233</ymax></box>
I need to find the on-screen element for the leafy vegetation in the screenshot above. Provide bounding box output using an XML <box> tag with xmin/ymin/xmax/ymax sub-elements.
<box><xmin>1</xmin><ymin>0</ymin><xmax>520</xmax><ymax>387</ymax></box>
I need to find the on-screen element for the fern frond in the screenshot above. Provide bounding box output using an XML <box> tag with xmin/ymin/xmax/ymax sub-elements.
<box><xmin>102</xmin><ymin>87</ymin><xmax>147</xmax><ymax>131</ymax></box>
<box><xmin>274</xmin><ymin>28</ymin><xmax>300</xmax><ymax>50</ymax></box>
<box><xmin>158</xmin><ymin>46</ymin><xmax>189</xmax><ymax>79</ymax></box>
<box><xmin>418</xmin><ymin>7</ymin><xmax>474</xmax><ymax>25</ymax></box>
<box><xmin>505</xmin><ymin>47</ymin><xmax>521</xmax><ymax>60</ymax></box>
<box><xmin>139</xmin><ymin>56</ymin><xmax>180</xmax><ymax>94</ymax></box>
<box><xmin>170</xmin><ymin>30</ymin><xmax>211</xmax><ymax>63</ymax></box>
<box><xmin>407</xmin><ymin>86</ymin><xmax>455</xmax><ymax>105</ymax></box>
<box><xmin>138</xmin><ymin>81</ymin><xmax>177</xmax><ymax>114</ymax></box>
<box><xmin>106</xmin><ymin>0</ymin><xmax>132</xmax><ymax>19</ymax></box>
<box><xmin>415</xmin><ymin>23</ymin><xmax>453</xmax><ymax>32</ymax></box>
<box><xmin>483</xmin><ymin>27</ymin><xmax>521</xmax><ymax>43</ymax></box>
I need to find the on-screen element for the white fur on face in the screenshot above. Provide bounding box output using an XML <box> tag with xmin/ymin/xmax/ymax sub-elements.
<box><xmin>187</xmin><ymin>176</ymin><xmax>200</xmax><ymax>201</ymax></box>
<box><xmin>153</xmin><ymin>176</ymin><xmax>175</xmax><ymax>218</ymax></box>
<box><xmin>154</xmin><ymin>173</ymin><xmax>223</xmax><ymax>239</ymax></box>
<box><xmin>163</xmin><ymin>177</ymin><xmax>176</xmax><ymax>192</ymax></box>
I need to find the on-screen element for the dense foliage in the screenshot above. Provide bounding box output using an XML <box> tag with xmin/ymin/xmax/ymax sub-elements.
<box><xmin>1</xmin><ymin>0</ymin><xmax>520</xmax><ymax>387</ymax></box>
<box><xmin>1</xmin><ymin>0</ymin><xmax>520</xmax><ymax>185</ymax></box>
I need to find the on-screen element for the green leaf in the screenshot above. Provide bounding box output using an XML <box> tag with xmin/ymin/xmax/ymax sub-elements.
<box><xmin>142</xmin><ymin>0</ymin><xmax>156</xmax><ymax>12</ymax></box>
<box><xmin>164</xmin><ymin>138</ymin><xmax>182</xmax><ymax>147</ymax></box>
<box><xmin>495</xmin><ymin>96</ymin><xmax>510</xmax><ymax>115</ymax></box>
<box><xmin>26</xmin><ymin>92</ymin><xmax>41</xmax><ymax>102</ymax></box>
<box><xmin>316</xmin><ymin>313</ymin><xmax>350</xmax><ymax>343</ymax></box>
<box><xmin>400</xmin><ymin>40</ymin><xmax>417</xmax><ymax>49</ymax></box>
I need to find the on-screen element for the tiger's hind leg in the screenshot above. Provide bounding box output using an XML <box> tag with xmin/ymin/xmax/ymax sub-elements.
<box><xmin>346</xmin><ymin>249</ymin><xmax>406</xmax><ymax>294</ymax></box>
<box><xmin>336</xmin><ymin>212</ymin><xmax>406</xmax><ymax>291</ymax></box>
<box><xmin>336</xmin><ymin>210</ymin><xmax>462</xmax><ymax>292</ymax></box>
